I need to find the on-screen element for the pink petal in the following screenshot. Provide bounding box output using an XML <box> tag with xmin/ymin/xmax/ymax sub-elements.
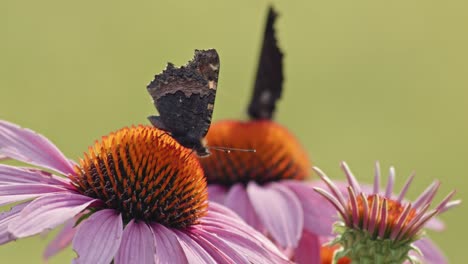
<box><xmin>9</xmin><ymin>193</ymin><xmax>96</xmax><ymax>238</ymax></box>
<box><xmin>72</xmin><ymin>209</ymin><xmax>123</xmax><ymax>264</ymax></box>
<box><xmin>207</xmin><ymin>202</ymin><xmax>243</xmax><ymax>220</ymax></box>
<box><xmin>0</xmin><ymin>184</ymin><xmax>71</xmax><ymax>206</ymax></box>
<box><xmin>151</xmin><ymin>223</ymin><xmax>188</xmax><ymax>264</ymax></box>
<box><xmin>115</xmin><ymin>220</ymin><xmax>154</xmax><ymax>264</ymax></box>
<box><xmin>413</xmin><ymin>238</ymin><xmax>447</xmax><ymax>264</ymax></box>
<box><xmin>0</xmin><ymin>164</ymin><xmax>71</xmax><ymax>186</ymax></box>
<box><xmin>294</xmin><ymin>230</ymin><xmax>321</xmax><ymax>264</ymax></box>
<box><xmin>44</xmin><ymin>218</ymin><xmax>78</xmax><ymax>259</ymax></box>
<box><xmin>285</xmin><ymin>180</ymin><xmax>338</xmax><ymax>236</ymax></box>
<box><xmin>424</xmin><ymin>217</ymin><xmax>445</xmax><ymax>231</ymax></box>
<box><xmin>201</xmin><ymin>207</ymin><xmax>287</xmax><ymax>260</ymax></box>
<box><xmin>207</xmin><ymin>184</ymin><xmax>227</xmax><ymax>204</ymax></box>
<box><xmin>247</xmin><ymin>182</ymin><xmax>303</xmax><ymax>248</ymax></box>
<box><xmin>224</xmin><ymin>183</ymin><xmax>264</xmax><ymax>232</ymax></box>
<box><xmin>0</xmin><ymin>120</ymin><xmax>75</xmax><ymax>175</ymax></box>
<box><xmin>192</xmin><ymin>225</ymin><xmax>288</xmax><ymax>264</ymax></box>
<box><xmin>173</xmin><ymin>229</ymin><xmax>219</xmax><ymax>263</ymax></box>
<box><xmin>0</xmin><ymin>202</ymin><xmax>29</xmax><ymax>245</ymax></box>
<box><xmin>188</xmin><ymin>231</ymin><xmax>238</xmax><ymax>263</ymax></box>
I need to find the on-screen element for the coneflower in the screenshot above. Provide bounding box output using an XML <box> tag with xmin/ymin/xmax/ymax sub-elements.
<box><xmin>314</xmin><ymin>161</ymin><xmax>460</xmax><ymax>264</ymax></box>
<box><xmin>0</xmin><ymin>121</ymin><xmax>288</xmax><ymax>263</ymax></box>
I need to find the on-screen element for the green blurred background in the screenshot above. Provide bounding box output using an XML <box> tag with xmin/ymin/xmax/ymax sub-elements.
<box><xmin>1</xmin><ymin>0</ymin><xmax>466</xmax><ymax>263</ymax></box>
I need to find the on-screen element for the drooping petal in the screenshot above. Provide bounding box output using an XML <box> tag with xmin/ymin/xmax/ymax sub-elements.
<box><xmin>285</xmin><ymin>180</ymin><xmax>337</xmax><ymax>236</ymax></box>
<box><xmin>115</xmin><ymin>220</ymin><xmax>154</xmax><ymax>264</ymax></box>
<box><xmin>0</xmin><ymin>120</ymin><xmax>76</xmax><ymax>175</ymax></box>
<box><xmin>413</xmin><ymin>237</ymin><xmax>447</xmax><ymax>264</ymax></box>
<box><xmin>0</xmin><ymin>184</ymin><xmax>71</xmax><ymax>206</ymax></box>
<box><xmin>151</xmin><ymin>223</ymin><xmax>188</xmax><ymax>264</ymax></box>
<box><xmin>247</xmin><ymin>182</ymin><xmax>303</xmax><ymax>248</ymax></box>
<box><xmin>0</xmin><ymin>202</ymin><xmax>29</xmax><ymax>245</ymax></box>
<box><xmin>188</xmin><ymin>228</ymin><xmax>239</xmax><ymax>263</ymax></box>
<box><xmin>192</xmin><ymin>224</ymin><xmax>288</xmax><ymax>264</ymax></box>
<box><xmin>207</xmin><ymin>184</ymin><xmax>227</xmax><ymax>204</ymax></box>
<box><xmin>44</xmin><ymin>217</ymin><xmax>77</xmax><ymax>259</ymax></box>
<box><xmin>72</xmin><ymin>209</ymin><xmax>123</xmax><ymax>264</ymax></box>
<box><xmin>202</xmin><ymin>203</ymin><xmax>287</xmax><ymax>260</ymax></box>
<box><xmin>9</xmin><ymin>193</ymin><xmax>97</xmax><ymax>238</ymax></box>
<box><xmin>224</xmin><ymin>183</ymin><xmax>264</xmax><ymax>232</ymax></box>
<box><xmin>173</xmin><ymin>229</ymin><xmax>226</xmax><ymax>264</ymax></box>
<box><xmin>0</xmin><ymin>164</ymin><xmax>70</xmax><ymax>186</ymax></box>
<box><xmin>294</xmin><ymin>230</ymin><xmax>321</xmax><ymax>264</ymax></box>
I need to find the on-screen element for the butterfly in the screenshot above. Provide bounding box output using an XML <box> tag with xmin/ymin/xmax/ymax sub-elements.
<box><xmin>248</xmin><ymin>6</ymin><xmax>284</xmax><ymax>120</ymax></box>
<box><xmin>147</xmin><ymin>49</ymin><xmax>220</xmax><ymax>157</ymax></box>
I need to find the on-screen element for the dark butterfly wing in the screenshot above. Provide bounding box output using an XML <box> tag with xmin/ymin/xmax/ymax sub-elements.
<box><xmin>147</xmin><ymin>49</ymin><xmax>220</xmax><ymax>140</ymax></box>
<box><xmin>248</xmin><ymin>6</ymin><xmax>284</xmax><ymax>120</ymax></box>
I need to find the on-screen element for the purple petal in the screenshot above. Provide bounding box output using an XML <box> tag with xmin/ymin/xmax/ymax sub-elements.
<box><xmin>151</xmin><ymin>223</ymin><xmax>188</xmax><ymax>264</ymax></box>
<box><xmin>115</xmin><ymin>220</ymin><xmax>154</xmax><ymax>264</ymax></box>
<box><xmin>172</xmin><ymin>229</ymin><xmax>217</xmax><ymax>263</ymax></box>
<box><xmin>9</xmin><ymin>193</ymin><xmax>96</xmax><ymax>238</ymax></box>
<box><xmin>0</xmin><ymin>120</ymin><xmax>76</xmax><ymax>175</ymax></box>
<box><xmin>413</xmin><ymin>238</ymin><xmax>447</xmax><ymax>264</ymax></box>
<box><xmin>0</xmin><ymin>164</ymin><xmax>70</xmax><ymax>186</ymax></box>
<box><xmin>247</xmin><ymin>182</ymin><xmax>303</xmax><ymax>248</ymax></box>
<box><xmin>44</xmin><ymin>218</ymin><xmax>77</xmax><ymax>259</ymax></box>
<box><xmin>201</xmin><ymin>207</ymin><xmax>286</xmax><ymax>259</ymax></box>
<box><xmin>0</xmin><ymin>202</ymin><xmax>29</xmax><ymax>245</ymax></box>
<box><xmin>224</xmin><ymin>183</ymin><xmax>264</xmax><ymax>232</ymax></box>
<box><xmin>0</xmin><ymin>184</ymin><xmax>71</xmax><ymax>206</ymax></box>
<box><xmin>284</xmin><ymin>180</ymin><xmax>337</xmax><ymax>236</ymax></box>
<box><xmin>191</xmin><ymin>225</ymin><xmax>289</xmax><ymax>264</ymax></box>
<box><xmin>424</xmin><ymin>217</ymin><xmax>445</xmax><ymax>231</ymax></box>
<box><xmin>384</xmin><ymin>167</ymin><xmax>395</xmax><ymax>198</ymax></box>
<box><xmin>373</xmin><ymin>161</ymin><xmax>381</xmax><ymax>194</ymax></box>
<box><xmin>188</xmin><ymin>227</ymin><xmax>244</xmax><ymax>263</ymax></box>
<box><xmin>73</xmin><ymin>209</ymin><xmax>123</xmax><ymax>264</ymax></box>
<box><xmin>341</xmin><ymin>161</ymin><xmax>361</xmax><ymax>193</ymax></box>
<box><xmin>207</xmin><ymin>202</ymin><xmax>243</xmax><ymax>220</ymax></box>
<box><xmin>294</xmin><ymin>230</ymin><xmax>321</xmax><ymax>264</ymax></box>
<box><xmin>207</xmin><ymin>184</ymin><xmax>227</xmax><ymax>204</ymax></box>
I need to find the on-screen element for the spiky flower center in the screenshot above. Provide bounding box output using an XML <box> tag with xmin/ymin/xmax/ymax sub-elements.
<box><xmin>200</xmin><ymin>120</ymin><xmax>310</xmax><ymax>186</ymax></box>
<box><xmin>70</xmin><ymin>126</ymin><xmax>208</xmax><ymax>228</ymax></box>
<box><xmin>355</xmin><ymin>194</ymin><xmax>416</xmax><ymax>239</ymax></box>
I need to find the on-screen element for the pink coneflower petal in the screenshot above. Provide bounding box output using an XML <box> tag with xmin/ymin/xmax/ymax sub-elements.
<box><xmin>207</xmin><ymin>184</ymin><xmax>227</xmax><ymax>204</ymax></box>
<box><xmin>0</xmin><ymin>202</ymin><xmax>29</xmax><ymax>245</ymax></box>
<box><xmin>0</xmin><ymin>165</ymin><xmax>70</xmax><ymax>186</ymax></box>
<box><xmin>247</xmin><ymin>182</ymin><xmax>303</xmax><ymax>248</ymax></box>
<box><xmin>204</xmin><ymin>203</ymin><xmax>285</xmax><ymax>258</ymax></box>
<box><xmin>284</xmin><ymin>181</ymin><xmax>337</xmax><ymax>236</ymax></box>
<box><xmin>413</xmin><ymin>238</ymin><xmax>448</xmax><ymax>264</ymax></box>
<box><xmin>224</xmin><ymin>183</ymin><xmax>264</xmax><ymax>232</ymax></box>
<box><xmin>193</xmin><ymin>224</ymin><xmax>287</xmax><ymax>264</ymax></box>
<box><xmin>294</xmin><ymin>230</ymin><xmax>320</xmax><ymax>264</ymax></box>
<box><xmin>190</xmin><ymin>226</ymin><xmax>249</xmax><ymax>263</ymax></box>
<box><xmin>151</xmin><ymin>223</ymin><xmax>189</xmax><ymax>264</ymax></box>
<box><xmin>0</xmin><ymin>184</ymin><xmax>71</xmax><ymax>206</ymax></box>
<box><xmin>43</xmin><ymin>218</ymin><xmax>77</xmax><ymax>260</ymax></box>
<box><xmin>72</xmin><ymin>209</ymin><xmax>123</xmax><ymax>264</ymax></box>
<box><xmin>172</xmin><ymin>229</ymin><xmax>217</xmax><ymax>263</ymax></box>
<box><xmin>115</xmin><ymin>220</ymin><xmax>154</xmax><ymax>264</ymax></box>
<box><xmin>9</xmin><ymin>193</ymin><xmax>97</xmax><ymax>238</ymax></box>
<box><xmin>0</xmin><ymin>121</ymin><xmax>75</xmax><ymax>175</ymax></box>
<box><xmin>341</xmin><ymin>162</ymin><xmax>361</xmax><ymax>193</ymax></box>
<box><xmin>384</xmin><ymin>167</ymin><xmax>395</xmax><ymax>197</ymax></box>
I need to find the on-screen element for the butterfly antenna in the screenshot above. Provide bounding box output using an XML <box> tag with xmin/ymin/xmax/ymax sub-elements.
<box><xmin>209</xmin><ymin>146</ymin><xmax>256</xmax><ymax>154</ymax></box>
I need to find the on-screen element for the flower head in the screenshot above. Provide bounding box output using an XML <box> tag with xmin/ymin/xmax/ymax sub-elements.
<box><xmin>314</xmin><ymin>161</ymin><xmax>460</xmax><ymax>264</ymax></box>
<box><xmin>0</xmin><ymin>120</ymin><xmax>288</xmax><ymax>263</ymax></box>
<box><xmin>200</xmin><ymin>119</ymin><xmax>337</xmax><ymax>263</ymax></box>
